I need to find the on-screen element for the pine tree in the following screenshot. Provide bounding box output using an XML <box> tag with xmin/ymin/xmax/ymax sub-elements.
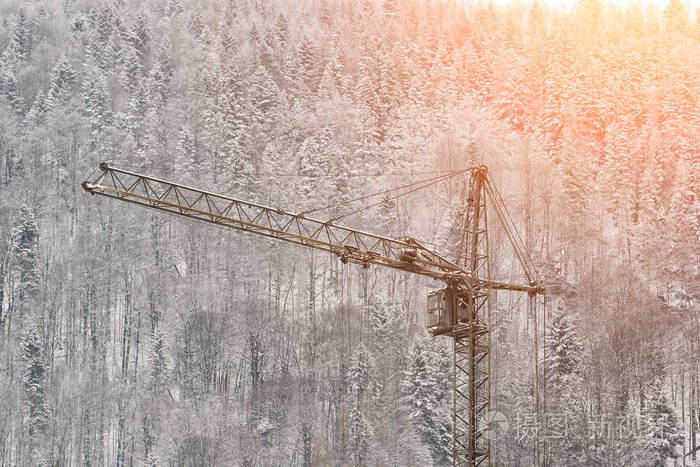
<box><xmin>638</xmin><ymin>154</ymin><xmax>665</xmax><ymax>226</ymax></box>
<box><xmin>376</xmin><ymin>51</ymin><xmax>401</xmax><ymax>124</ymax></box>
<box><xmin>353</xmin><ymin>105</ymin><xmax>381</xmax><ymax>165</ymax></box>
<box><xmin>348</xmin><ymin>407</ymin><xmax>372</xmax><ymax>467</ymax></box>
<box><xmin>22</xmin><ymin>326</ymin><xmax>48</xmax><ymax>436</ymax></box>
<box><xmin>45</xmin><ymin>57</ymin><xmax>76</xmax><ymax>110</ymax></box>
<box><xmin>327</xmin><ymin>32</ymin><xmax>347</xmax><ymax>90</ymax></box>
<box><xmin>120</xmin><ymin>46</ymin><xmax>143</xmax><ymax>93</ymax></box>
<box><xmin>668</xmin><ymin>152</ymin><xmax>698</xmax><ymax>242</ymax></box>
<box><xmin>11</xmin><ymin>205</ymin><xmax>40</xmax><ymax>302</ymax></box>
<box><xmin>150</xmin><ymin>39</ymin><xmax>173</xmax><ymax>105</ymax></box>
<box><xmin>641</xmin><ymin>379</ymin><xmax>684</xmax><ymax>465</ymax></box>
<box><xmin>86</xmin><ymin>7</ymin><xmax>116</xmax><ymax>70</ymax></box>
<box><xmin>353</xmin><ymin>60</ymin><xmax>383</xmax><ymax>167</ymax></box>
<box><xmin>81</xmin><ymin>72</ymin><xmax>113</xmax><ymax>144</ymax></box>
<box><xmin>436</xmin><ymin>197</ymin><xmax>467</xmax><ymax>263</ymax></box>
<box><xmin>317</xmin><ymin>65</ymin><xmax>340</xmax><ymax>101</ymax></box>
<box><xmin>23</xmin><ymin>91</ymin><xmax>48</xmax><ymax>131</ymax></box>
<box><xmin>248</xmin><ymin>65</ymin><xmax>279</xmax><ymax>128</ymax></box>
<box><xmin>290</xmin><ymin>35</ymin><xmax>318</xmax><ymax>95</ymax></box>
<box><xmin>88</xmin><ymin>7</ymin><xmax>114</xmax><ymax>44</ymax></box>
<box><xmin>127</xmin><ymin>82</ymin><xmax>148</xmax><ymax>146</ymax></box>
<box><xmin>128</xmin><ymin>13</ymin><xmax>150</xmax><ymax>58</ymax></box>
<box><xmin>576</xmin><ymin>0</ymin><xmax>603</xmax><ymax>32</ymax></box>
<box><xmin>544</xmin><ymin>306</ymin><xmax>583</xmax><ymax>389</ymax></box>
<box><xmin>365</xmin><ymin>296</ymin><xmax>391</xmax><ymax>337</ymax></box>
<box><xmin>177</xmin><ymin>126</ymin><xmax>198</xmax><ymax>170</ymax></box>
<box><xmin>542</xmin><ymin>306</ymin><xmax>586</xmax><ymax>461</ymax></box>
<box><xmin>297</xmin><ymin>128</ymin><xmax>334</xmax><ymax>202</ymax></box>
<box><xmin>3</xmin><ymin>10</ymin><xmax>33</xmax><ymax>63</ymax></box>
<box><xmin>275</xmin><ymin>13</ymin><xmax>289</xmax><ymax>45</ymax></box>
<box><xmin>377</xmin><ymin>195</ymin><xmax>396</xmax><ymax>236</ymax></box>
<box><xmin>529</xmin><ymin>1</ymin><xmax>546</xmax><ymax>33</ymax></box>
<box><xmin>666</xmin><ymin>152</ymin><xmax>699</xmax><ymax>292</ymax></box>
<box><xmin>663</xmin><ymin>0</ymin><xmax>688</xmax><ymax>33</ymax></box>
<box><xmin>348</xmin><ymin>344</ymin><xmax>373</xmax><ymax>401</ymax></box>
<box><xmin>383</xmin><ymin>0</ymin><xmax>398</xmax><ymax>16</ymax></box>
<box><xmin>402</xmin><ymin>340</ymin><xmax>451</xmax><ymax>465</ymax></box>
<box><xmin>216</xmin><ymin>65</ymin><xmax>249</xmax><ymax>183</ymax></box>
<box><xmin>0</xmin><ymin>66</ymin><xmax>25</xmax><ymax>115</ymax></box>
<box><xmin>148</xmin><ymin>327</ymin><xmax>168</xmax><ymax>391</ymax></box>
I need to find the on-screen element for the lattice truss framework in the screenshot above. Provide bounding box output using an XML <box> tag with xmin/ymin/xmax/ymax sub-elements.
<box><xmin>452</xmin><ymin>168</ymin><xmax>491</xmax><ymax>466</ymax></box>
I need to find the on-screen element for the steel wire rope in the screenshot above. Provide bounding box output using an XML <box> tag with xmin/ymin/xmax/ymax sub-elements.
<box><xmin>86</xmin><ymin>164</ymin><xmax>472</xmax><ymax>220</ymax></box>
<box><xmin>533</xmin><ymin>293</ymin><xmax>540</xmax><ymax>466</ymax></box>
<box><xmin>327</xmin><ymin>170</ymin><xmax>468</xmax><ymax>222</ymax></box>
<box><xmin>542</xmin><ymin>292</ymin><xmax>548</xmax><ymax>467</ymax></box>
<box><xmin>299</xmin><ymin>169</ymin><xmax>469</xmax><ymax>218</ymax></box>
<box><xmin>485</xmin><ymin>173</ymin><xmax>541</xmax><ymax>284</ymax></box>
<box><xmin>110</xmin><ymin>163</ymin><xmax>466</xmax><ymax>178</ymax></box>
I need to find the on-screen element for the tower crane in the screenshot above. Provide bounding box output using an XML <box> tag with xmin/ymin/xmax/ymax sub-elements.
<box><xmin>83</xmin><ymin>162</ymin><xmax>545</xmax><ymax>466</ymax></box>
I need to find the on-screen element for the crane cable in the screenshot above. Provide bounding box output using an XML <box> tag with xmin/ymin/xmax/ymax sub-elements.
<box><xmin>327</xmin><ymin>170</ymin><xmax>467</xmax><ymax>222</ymax></box>
<box><xmin>111</xmin><ymin>163</ymin><xmax>467</xmax><ymax>178</ymax></box>
<box><xmin>485</xmin><ymin>173</ymin><xmax>541</xmax><ymax>285</ymax></box>
<box><xmin>298</xmin><ymin>168</ymin><xmax>469</xmax><ymax>218</ymax></box>
<box><xmin>542</xmin><ymin>292</ymin><xmax>548</xmax><ymax>467</ymax></box>
<box><xmin>106</xmin><ymin>163</ymin><xmax>469</xmax><ymax>221</ymax></box>
<box><xmin>532</xmin><ymin>293</ymin><xmax>539</xmax><ymax>466</ymax></box>
<box><xmin>532</xmin><ymin>292</ymin><xmax>549</xmax><ymax>467</ymax></box>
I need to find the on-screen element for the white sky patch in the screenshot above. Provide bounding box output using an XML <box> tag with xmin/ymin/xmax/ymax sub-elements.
<box><xmin>478</xmin><ymin>0</ymin><xmax>700</xmax><ymax>13</ymax></box>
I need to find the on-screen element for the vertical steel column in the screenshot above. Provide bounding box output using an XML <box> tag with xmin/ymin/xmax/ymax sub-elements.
<box><xmin>453</xmin><ymin>168</ymin><xmax>491</xmax><ymax>467</ymax></box>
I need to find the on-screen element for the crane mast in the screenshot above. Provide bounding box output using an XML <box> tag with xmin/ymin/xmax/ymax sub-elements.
<box><xmin>83</xmin><ymin>163</ymin><xmax>544</xmax><ymax>466</ymax></box>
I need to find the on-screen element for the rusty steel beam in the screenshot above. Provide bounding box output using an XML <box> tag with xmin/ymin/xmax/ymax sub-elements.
<box><xmin>83</xmin><ymin>163</ymin><xmax>541</xmax><ymax>294</ymax></box>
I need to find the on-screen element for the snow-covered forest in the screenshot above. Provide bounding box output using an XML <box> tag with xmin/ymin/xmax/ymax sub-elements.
<box><xmin>0</xmin><ymin>0</ymin><xmax>698</xmax><ymax>464</ymax></box>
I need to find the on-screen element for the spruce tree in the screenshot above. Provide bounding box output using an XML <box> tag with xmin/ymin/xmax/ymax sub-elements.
<box><xmin>348</xmin><ymin>344</ymin><xmax>372</xmax><ymax>401</ymax></box>
<box><xmin>120</xmin><ymin>46</ymin><xmax>143</xmax><ymax>92</ymax></box>
<box><xmin>217</xmin><ymin>66</ymin><xmax>249</xmax><ymax>183</ymax></box>
<box><xmin>248</xmin><ymin>65</ymin><xmax>279</xmax><ymax>127</ymax></box>
<box><xmin>5</xmin><ymin>10</ymin><xmax>33</xmax><ymax>63</ymax></box>
<box><xmin>317</xmin><ymin>65</ymin><xmax>339</xmax><ymax>101</ymax></box>
<box><xmin>663</xmin><ymin>0</ymin><xmax>688</xmax><ymax>33</ymax></box>
<box><xmin>290</xmin><ymin>36</ymin><xmax>318</xmax><ymax>95</ymax></box>
<box><xmin>402</xmin><ymin>340</ymin><xmax>451</xmax><ymax>465</ymax></box>
<box><xmin>148</xmin><ymin>327</ymin><xmax>168</xmax><ymax>391</ymax></box>
<box><xmin>275</xmin><ymin>13</ymin><xmax>288</xmax><ymax>44</ymax></box>
<box><xmin>348</xmin><ymin>407</ymin><xmax>372</xmax><ymax>467</ymax></box>
<box><xmin>81</xmin><ymin>72</ymin><xmax>113</xmax><ymax>144</ymax></box>
<box><xmin>46</xmin><ymin>57</ymin><xmax>76</xmax><ymax>110</ymax></box>
<box><xmin>0</xmin><ymin>66</ymin><xmax>25</xmax><ymax>115</ymax></box>
<box><xmin>22</xmin><ymin>326</ymin><xmax>48</xmax><ymax>436</ymax></box>
<box><xmin>23</xmin><ymin>91</ymin><xmax>48</xmax><ymax>131</ymax></box>
<box><xmin>641</xmin><ymin>379</ymin><xmax>684</xmax><ymax>465</ymax></box>
<box><xmin>543</xmin><ymin>306</ymin><xmax>586</xmax><ymax>467</ymax></box>
<box><xmin>128</xmin><ymin>13</ymin><xmax>150</xmax><ymax>58</ymax></box>
<box><xmin>544</xmin><ymin>307</ymin><xmax>583</xmax><ymax>381</ymax></box>
<box><xmin>150</xmin><ymin>39</ymin><xmax>173</xmax><ymax>105</ymax></box>
<box><xmin>11</xmin><ymin>205</ymin><xmax>40</xmax><ymax>302</ymax></box>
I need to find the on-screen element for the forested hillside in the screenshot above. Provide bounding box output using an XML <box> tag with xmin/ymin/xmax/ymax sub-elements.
<box><xmin>0</xmin><ymin>0</ymin><xmax>698</xmax><ymax>465</ymax></box>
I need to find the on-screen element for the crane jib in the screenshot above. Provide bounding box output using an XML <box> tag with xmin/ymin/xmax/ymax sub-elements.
<box><xmin>82</xmin><ymin>163</ymin><xmax>541</xmax><ymax>294</ymax></box>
